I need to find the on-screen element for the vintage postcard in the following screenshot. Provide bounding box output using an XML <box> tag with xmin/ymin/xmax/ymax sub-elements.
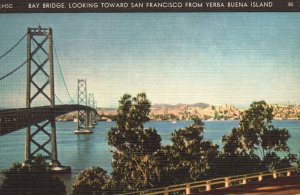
<box><xmin>0</xmin><ymin>0</ymin><xmax>300</xmax><ymax>194</ymax></box>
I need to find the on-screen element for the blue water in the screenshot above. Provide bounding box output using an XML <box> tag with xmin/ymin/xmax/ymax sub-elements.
<box><xmin>0</xmin><ymin>120</ymin><xmax>299</xmax><ymax>176</ymax></box>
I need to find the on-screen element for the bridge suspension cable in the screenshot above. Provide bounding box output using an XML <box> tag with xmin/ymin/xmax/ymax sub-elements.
<box><xmin>71</xmin><ymin>91</ymin><xmax>77</xmax><ymax>104</ymax></box>
<box><xmin>0</xmin><ymin>60</ymin><xmax>26</xmax><ymax>81</ymax></box>
<box><xmin>53</xmin><ymin>43</ymin><xmax>75</xmax><ymax>104</ymax></box>
<box><xmin>0</xmin><ymin>33</ymin><xmax>45</xmax><ymax>82</ymax></box>
<box><xmin>0</xmin><ymin>33</ymin><xmax>26</xmax><ymax>60</ymax></box>
<box><xmin>55</xmin><ymin>94</ymin><xmax>64</xmax><ymax>104</ymax></box>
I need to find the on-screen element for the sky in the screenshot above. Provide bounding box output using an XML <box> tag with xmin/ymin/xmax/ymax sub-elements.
<box><xmin>0</xmin><ymin>13</ymin><xmax>300</xmax><ymax>108</ymax></box>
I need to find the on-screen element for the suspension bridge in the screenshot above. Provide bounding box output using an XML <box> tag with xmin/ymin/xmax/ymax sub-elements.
<box><xmin>0</xmin><ymin>26</ymin><xmax>99</xmax><ymax>172</ymax></box>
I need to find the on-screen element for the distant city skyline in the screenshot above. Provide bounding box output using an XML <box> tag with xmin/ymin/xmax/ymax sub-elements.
<box><xmin>0</xmin><ymin>13</ymin><xmax>299</xmax><ymax>108</ymax></box>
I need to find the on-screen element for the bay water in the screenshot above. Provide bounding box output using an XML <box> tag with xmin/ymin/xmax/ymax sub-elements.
<box><xmin>0</xmin><ymin>120</ymin><xmax>299</xmax><ymax>192</ymax></box>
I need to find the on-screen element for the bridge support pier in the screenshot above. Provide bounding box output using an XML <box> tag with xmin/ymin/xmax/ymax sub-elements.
<box><xmin>23</xmin><ymin>26</ymin><xmax>70</xmax><ymax>173</ymax></box>
<box><xmin>88</xmin><ymin>93</ymin><xmax>96</xmax><ymax>128</ymax></box>
<box><xmin>74</xmin><ymin>79</ymin><xmax>93</xmax><ymax>134</ymax></box>
<box><xmin>87</xmin><ymin>110</ymin><xmax>94</xmax><ymax>128</ymax></box>
<box><xmin>94</xmin><ymin>101</ymin><xmax>98</xmax><ymax>125</ymax></box>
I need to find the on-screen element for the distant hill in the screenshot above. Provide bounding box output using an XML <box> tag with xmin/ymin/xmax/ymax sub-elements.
<box><xmin>190</xmin><ymin>103</ymin><xmax>210</xmax><ymax>109</ymax></box>
<box><xmin>57</xmin><ymin>103</ymin><xmax>300</xmax><ymax>121</ymax></box>
<box><xmin>152</xmin><ymin>104</ymin><xmax>177</xmax><ymax>109</ymax></box>
<box><xmin>152</xmin><ymin>102</ymin><xmax>210</xmax><ymax>109</ymax></box>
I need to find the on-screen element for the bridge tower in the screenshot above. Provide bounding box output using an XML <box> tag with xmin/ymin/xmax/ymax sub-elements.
<box><xmin>94</xmin><ymin>100</ymin><xmax>98</xmax><ymax>125</ymax></box>
<box><xmin>88</xmin><ymin>93</ymin><xmax>96</xmax><ymax>128</ymax></box>
<box><xmin>75</xmin><ymin>79</ymin><xmax>93</xmax><ymax>134</ymax></box>
<box><xmin>24</xmin><ymin>26</ymin><xmax>69</xmax><ymax>172</ymax></box>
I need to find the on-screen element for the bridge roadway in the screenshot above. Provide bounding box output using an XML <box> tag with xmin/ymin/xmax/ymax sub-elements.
<box><xmin>0</xmin><ymin>105</ymin><xmax>97</xmax><ymax>136</ymax></box>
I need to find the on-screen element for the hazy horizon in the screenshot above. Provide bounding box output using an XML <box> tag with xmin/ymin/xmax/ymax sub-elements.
<box><xmin>95</xmin><ymin>100</ymin><xmax>296</xmax><ymax>109</ymax></box>
<box><xmin>0</xmin><ymin>99</ymin><xmax>296</xmax><ymax>109</ymax></box>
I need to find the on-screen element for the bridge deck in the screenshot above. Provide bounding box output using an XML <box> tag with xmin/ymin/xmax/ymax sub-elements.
<box><xmin>0</xmin><ymin>105</ymin><xmax>96</xmax><ymax>136</ymax></box>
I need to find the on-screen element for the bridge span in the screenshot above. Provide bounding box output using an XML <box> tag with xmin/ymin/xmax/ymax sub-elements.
<box><xmin>0</xmin><ymin>26</ymin><xmax>100</xmax><ymax>171</ymax></box>
<box><xmin>0</xmin><ymin>105</ymin><xmax>97</xmax><ymax>136</ymax></box>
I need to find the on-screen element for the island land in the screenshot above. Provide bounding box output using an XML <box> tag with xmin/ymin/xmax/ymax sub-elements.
<box><xmin>56</xmin><ymin>103</ymin><xmax>300</xmax><ymax>122</ymax></box>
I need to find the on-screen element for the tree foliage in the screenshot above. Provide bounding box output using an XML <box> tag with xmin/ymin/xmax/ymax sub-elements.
<box><xmin>73</xmin><ymin>97</ymin><xmax>298</xmax><ymax>193</ymax></box>
<box><xmin>221</xmin><ymin>100</ymin><xmax>295</xmax><ymax>171</ymax></box>
<box><xmin>158</xmin><ymin>116</ymin><xmax>219</xmax><ymax>185</ymax></box>
<box><xmin>108</xmin><ymin>93</ymin><xmax>161</xmax><ymax>154</ymax></box>
<box><xmin>0</xmin><ymin>155</ymin><xmax>66</xmax><ymax>195</ymax></box>
<box><xmin>108</xmin><ymin>93</ymin><xmax>162</xmax><ymax>191</ymax></box>
<box><xmin>72</xmin><ymin>167</ymin><xmax>110</xmax><ymax>195</ymax></box>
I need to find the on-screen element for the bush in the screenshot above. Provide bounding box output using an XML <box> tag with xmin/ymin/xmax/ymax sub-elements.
<box><xmin>0</xmin><ymin>156</ymin><xmax>66</xmax><ymax>195</ymax></box>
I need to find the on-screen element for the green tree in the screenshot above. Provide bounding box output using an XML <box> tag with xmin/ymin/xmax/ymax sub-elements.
<box><xmin>0</xmin><ymin>155</ymin><xmax>66</xmax><ymax>195</ymax></box>
<box><xmin>108</xmin><ymin>93</ymin><xmax>162</xmax><ymax>191</ymax></box>
<box><xmin>158</xmin><ymin>116</ymin><xmax>219</xmax><ymax>185</ymax></box>
<box><xmin>221</xmin><ymin>101</ymin><xmax>295</xmax><ymax>171</ymax></box>
<box><xmin>72</xmin><ymin>167</ymin><xmax>110</xmax><ymax>195</ymax></box>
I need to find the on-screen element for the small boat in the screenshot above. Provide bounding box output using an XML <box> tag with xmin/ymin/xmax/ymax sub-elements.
<box><xmin>73</xmin><ymin>118</ymin><xmax>78</xmax><ymax>123</ymax></box>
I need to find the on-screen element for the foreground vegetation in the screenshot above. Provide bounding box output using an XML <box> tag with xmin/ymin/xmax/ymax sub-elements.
<box><xmin>71</xmin><ymin>93</ymin><xmax>298</xmax><ymax>194</ymax></box>
<box><xmin>0</xmin><ymin>93</ymin><xmax>297</xmax><ymax>194</ymax></box>
<box><xmin>0</xmin><ymin>155</ymin><xmax>66</xmax><ymax>195</ymax></box>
